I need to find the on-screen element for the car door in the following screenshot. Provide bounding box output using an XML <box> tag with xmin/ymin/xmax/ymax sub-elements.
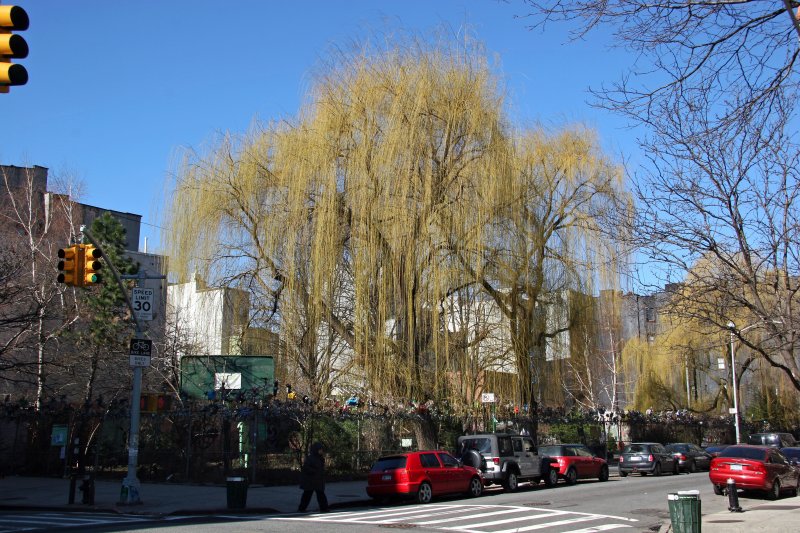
<box><xmin>437</xmin><ymin>452</ymin><xmax>464</xmax><ymax>493</ymax></box>
<box><xmin>573</xmin><ymin>445</ymin><xmax>597</xmax><ymax>477</ymax></box>
<box><xmin>653</xmin><ymin>444</ymin><xmax>673</xmax><ymax>470</ymax></box>
<box><xmin>691</xmin><ymin>445</ymin><xmax>711</xmax><ymax>470</ymax></box>
<box><xmin>419</xmin><ymin>452</ymin><xmax>446</xmax><ymax>494</ymax></box>
<box><xmin>511</xmin><ymin>436</ymin><xmax>538</xmax><ymax>478</ymax></box>
<box><xmin>770</xmin><ymin>450</ymin><xmax>795</xmax><ymax>488</ymax></box>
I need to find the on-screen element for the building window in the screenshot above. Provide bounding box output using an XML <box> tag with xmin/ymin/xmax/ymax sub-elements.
<box><xmin>645</xmin><ymin>307</ymin><xmax>656</xmax><ymax>323</ymax></box>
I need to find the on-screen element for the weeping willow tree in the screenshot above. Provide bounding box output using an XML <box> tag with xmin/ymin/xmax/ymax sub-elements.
<box><xmin>166</xmin><ymin>34</ymin><xmax>629</xmax><ymax>444</ymax></box>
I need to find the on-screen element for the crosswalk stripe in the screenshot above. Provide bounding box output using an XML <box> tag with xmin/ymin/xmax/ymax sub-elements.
<box><xmin>490</xmin><ymin>515</ymin><xmax>604</xmax><ymax>533</ymax></box>
<box><xmin>562</xmin><ymin>524</ymin><xmax>634</xmax><ymax>533</ymax></box>
<box><xmin>417</xmin><ymin>507</ymin><xmax>560</xmax><ymax>525</ymax></box>
<box><xmin>439</xmin><ymin>510</ymin><xmax>568</xmax><ymax>530</ymax></box>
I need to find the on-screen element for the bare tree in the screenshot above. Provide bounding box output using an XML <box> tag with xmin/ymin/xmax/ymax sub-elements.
<box><xmin>0</xmin><ymin>166</ymin><xmax>81</xmax><ymax>408</ymax></box>
<box><xmin>521</xmin><ymin>1</ymin><xmax>800</xmax><ymax>393</ymax></box>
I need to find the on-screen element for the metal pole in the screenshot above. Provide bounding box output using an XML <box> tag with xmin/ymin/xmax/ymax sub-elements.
<box><xmin>728</xmin><ymin>325</ymin><xmax>741</xmax><ymax>444</ymax></box>
<box><xmin>120</xmin><ymin>363</ymin><xmax>143</xmax><ymax>504</ymax></box>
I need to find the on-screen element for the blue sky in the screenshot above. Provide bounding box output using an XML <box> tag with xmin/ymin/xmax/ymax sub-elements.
<box><xmin>3</xmin><ymin>1</ymin><xmax>637</xmax><ymax>252</ymax></box>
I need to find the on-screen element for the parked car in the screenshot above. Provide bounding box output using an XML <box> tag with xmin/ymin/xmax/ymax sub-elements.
<box><xmin>366</xmin><ymin>450</ymin><xmax>484</xmax><ymax>504</ymax></box>
<box><xmin>703</xmin><ymin>444</ymin><xmax>730</xmax><ymax>458</ymax></box>
<box><xmin>780</xmin><ymin>447</ymin><xmax>800</xmax><ymax>463</ymax></box>
<box><xmin>709</xmin><ymin>445</ymin><xmax>800</xmax><ymax>500</ymax></box>
<box><xmin>538</xmin><ymin>444</ymin><xmax>609</xmax><ymax>484</ymax></box>
<box><xmin>746</xmin><ymin>432</ymin><xmax>797</xmax><ymax>448</ymax></box>
<box><xmin>618</xmin><ymin>442</ymin><xmax>679</xmax><ymax>477</ymax></box>
<box><xmin>457</xmin><ymin>433</ymin><xmax>559</xmax><ymax>491</ymax></box>
<box><xmin>665</xmin><ymin>443</ymin><xmax>712</xmax><ymax>473</ymax></box>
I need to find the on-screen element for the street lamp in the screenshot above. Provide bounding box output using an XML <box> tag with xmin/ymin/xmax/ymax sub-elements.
<box><xmin>726</xmin><ymin>322</ymin><xmax>741</xmax><ymax>444</ymax></box>
<box><xmin>726</xmin><ymin>320</ymin><xmax>782</xmax><ymax>444</ymax></box>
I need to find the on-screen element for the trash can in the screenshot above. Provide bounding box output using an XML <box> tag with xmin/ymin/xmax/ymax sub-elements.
<box><xmin>668</xmin><ymin>490</ymin><xmax>701</xmax><ymax>533</ymax></box>
<box><xmin>226</xmin><ymin>476</ymin><xmax>248</xmax><ymax>509</ymax></box>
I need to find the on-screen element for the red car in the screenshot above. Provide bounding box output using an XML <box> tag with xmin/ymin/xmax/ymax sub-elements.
<box><xmin>538</xmin><ymin>444</ymin><xmax>610</xmax><ymax>484</ymax></box>
<box><xmin>366</xmin><ymin>450</ymin><xmax>484</xmax><ymax>504</ymax></box>
<box><xmin>709</xmin><ymin>445</ymin><xmax>800</xmax><ymax>500</ymax></box>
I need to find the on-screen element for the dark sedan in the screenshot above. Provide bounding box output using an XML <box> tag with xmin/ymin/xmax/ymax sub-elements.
<box><xmin>665</xmin><ymin>443</ymin><xmax>712</xmax><ymax>473</ymax></box>
<box><xmin>709</xmin><ymin>445</ymin><xmax>800</xmax><ymax>500</ymax></box>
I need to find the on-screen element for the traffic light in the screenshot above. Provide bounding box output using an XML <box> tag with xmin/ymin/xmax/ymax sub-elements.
<box><xmin>0</xmin><ymin>5</ymin><xmax>29</xmax><ymax>93</ymax></box>
<box><xmin>57</xmin><ymin>245</ymin><xmax>80</xmax><ymax>286</ymax></box>
<box><xmin>140</xmin><ymin>394</ymin><xmax>158</xmax><ymax>413</ymax></box>
<box><xmin>82</xmin><ymin>245</ymin><xmax>102</xmax><ymax>285</ymax></box>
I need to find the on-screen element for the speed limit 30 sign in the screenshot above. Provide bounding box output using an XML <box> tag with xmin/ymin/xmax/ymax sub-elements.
<box><xmin>132</xmin><ymin>288</ymin><xmax>154</xmax><ymax>321</ymax></box>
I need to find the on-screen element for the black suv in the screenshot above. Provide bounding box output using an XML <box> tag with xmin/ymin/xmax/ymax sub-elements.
<box><xmin>747</xmin><ymin>433</ymin><xmax>797</xmax><ymax>448</ymax></box>
<box><xmin>457</xmin><ymin>433</ymin><xmax>559</xmax><ymax>491</ymax></box>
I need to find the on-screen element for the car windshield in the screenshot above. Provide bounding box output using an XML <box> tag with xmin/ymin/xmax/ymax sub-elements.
<box><xmin>539</xmin><ymin>445</ymin><xmax>564</xmax><ymax>456</ymax></box>
<box><xmin>717</xmin><ymin>447</ymin><xmax>767</xmax><ymax>461</ymax></box>
<box><xmin>623</xmin><ymin>444</ymin><xmax>649</xmax><ymax>454</ymax></box>
<box><xmin>460</xmin><ymin>438</ymin><xmax>492</xmax><ymax>454</ymax></box>
<box><xmin>371</xmin><ymin>456</ymin><xmax>407</xmax><ymax>471</ymax></box>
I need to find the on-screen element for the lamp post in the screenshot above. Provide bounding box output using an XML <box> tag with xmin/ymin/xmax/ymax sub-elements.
<box><xmin>726</xmin><ymin>322</ymin><xmax>741</xmax><ymax>444</ymax></box>
<box><xmin>726</xmin><ymin>320</ymin><xmax>782</xmax><ymax>444</ymax></box>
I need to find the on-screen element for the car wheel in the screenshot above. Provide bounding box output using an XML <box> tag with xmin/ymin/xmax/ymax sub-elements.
<box><xmin>467</xmin><ymin>476</ymin><xmax>483</xmax><ymax>497</ymax></box>
<box><xmin>653</xmin><ymin>463</ymin><xmax>662</xmax><ymax>477</ymax></box>
<box><xmin>416</xmin><ymin>481</ymin><xmax>433</xmax><ymax>504</ymax></box>
<box><xmin>619</xmin><ymin>470</ymin><xmax>628</xmax><ymax>478</ymax></box>
<box><xmin>598</xmin><ymin>465</ymin><xmax>609</xmax><ymax>482</ymax></box>
<box><xmin>544</xmin><ymin>467</ymin><xmax>559</xmax><ymax>487</ymax></box>
<box><xmin>713</xmin><ymin>484</ymin><xmax>724</xmax><ymax>496</ymax></box>
<box><xmin>767</xmin><ymin>479</ymin><xmax>781</xmax><ymax>500</ymax></box>
<box><xmin>503</xmin><ymin>471</ymin><xmax>519</xmax><ymax>492</ymax></box>
<box><xmin>688</xmin><ymin>460</ymin><xmax>697</xmax><ymax>474</ymax></box>
<box><xmin>565</xmin><ymin>468</ymin><xmax>578</xmax><ymax>485</ymax></box>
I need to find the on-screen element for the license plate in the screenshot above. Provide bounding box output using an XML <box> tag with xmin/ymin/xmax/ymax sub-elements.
<box><xmin>382</xmin><ymin>474</ymin><xmax>392</xmax><ymax>480</ymax></box>
<box><xmin>630</xmin><ymin>456</ymin><xmax>641</xmax><ymax>462</ymax></box>
<box><xmin>730</xmin><ymin>464</ymin><xmax>742</xmax><ymax>471</ymax></box>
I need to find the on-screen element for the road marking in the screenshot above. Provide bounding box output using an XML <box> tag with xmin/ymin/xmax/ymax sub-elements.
<box><xmin>277</xmin><ymin>503</ymin><xmax>639</xmax><ymax>533</ymax></box>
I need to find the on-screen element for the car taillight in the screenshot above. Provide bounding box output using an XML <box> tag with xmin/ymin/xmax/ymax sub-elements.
<box><xmin>751</xmin><ymin>465</ymin><xmax>767</xmax><ymax>476</ymax></box>
<box><xmin>492</xmin><ymin>458</ymin><xmax>500</xmax><ymax>465</ymax></box>
<box><xmin>619</xmin><ymin>456</ymin><xmax>623</xmax><ymax>462</ymax></box>
<box><xmin>396</xmin><ymin>469</ymin><xmax>409</xmax><ymax>481</ymax></box>
<box><xmin>680</xmin><ymin>455</ymin><xmax>687</xmax><ymax>461</ymax></box>
<box><xmin>649</xmin><ymin>454</ymin><xmax>654</xmax><ymax>462</ymax></box>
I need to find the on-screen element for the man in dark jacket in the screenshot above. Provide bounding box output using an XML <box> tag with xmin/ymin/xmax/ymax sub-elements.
<box><xmin>298</xmin><ymin>441</ymin><xmax>329</xmax><ymax>512</ymax></box>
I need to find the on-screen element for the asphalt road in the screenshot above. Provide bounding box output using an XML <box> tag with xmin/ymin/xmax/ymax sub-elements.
<box><xmin>0</xmin><ymin>471</ymin><xmax>769</xmax><ymax>533</ymax></box>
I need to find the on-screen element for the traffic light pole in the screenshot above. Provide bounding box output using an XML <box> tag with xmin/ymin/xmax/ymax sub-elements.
<box><xmin>79</xmin><ymin>227</ymin><xmax>164</xmax><ymax>505</ymax></box>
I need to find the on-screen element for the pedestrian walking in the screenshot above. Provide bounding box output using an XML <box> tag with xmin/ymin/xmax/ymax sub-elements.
<box><xmin>298</xmin><ymin>441</ymin><xmax>329</xmax><ymax>513</ymax></box>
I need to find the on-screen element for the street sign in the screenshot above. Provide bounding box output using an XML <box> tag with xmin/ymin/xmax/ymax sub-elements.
<box><xmin>481</xmin><ymin>392</ymin><xmax>496</xmax><ymax>403</ymax></box>
<box><xmin>129</xmin><ymin>338</ymin><xmax>152</xmax><ymax>367</ymax></box>
<box><xmin>131</xmin><ymin>287</ymin><xmax>154</xmax><ymax>321</ymax></box>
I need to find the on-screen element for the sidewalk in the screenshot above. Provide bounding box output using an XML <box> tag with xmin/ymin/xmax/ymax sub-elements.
<box><xmin>0</xmin><ymin>476</ymin><xmax>371</xmax><ymax>515</ymax></box>
<box><xmin>659</xmin><ymin>500</ymin><xmax>800</xmax><ymax>533</ymax></box>
<box><xmin>3</xmin><ymin>475</ymin><xmax>798</xmax><ymax>532</ymax></box>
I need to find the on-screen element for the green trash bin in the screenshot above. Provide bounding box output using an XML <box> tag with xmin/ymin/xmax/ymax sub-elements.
<box><xmin>668</xmin><ymin>490</ymin><xmax>701</xmax><ymax>533</ymax></box>
<box><xmin>226</xmin><ymin>476</ymin><xmax>248</xmax><ymax>509</ymax></box>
